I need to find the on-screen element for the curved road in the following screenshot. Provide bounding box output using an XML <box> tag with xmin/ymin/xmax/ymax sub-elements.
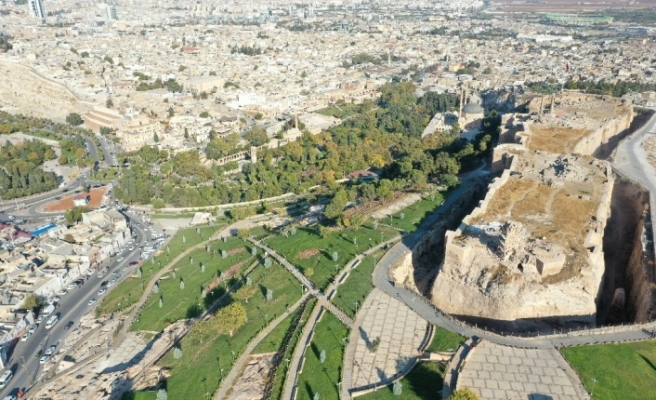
<box><xmin>372</xmin><ymin>111</ymin><xmax>656</xmax><ymax>350</ymax></box>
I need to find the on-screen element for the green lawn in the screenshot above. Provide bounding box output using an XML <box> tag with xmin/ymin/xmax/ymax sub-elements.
<box><xmin>151</xmin><ymin>213</ymin><xmax>196</xmax><ymax>219</ymax></box>
<box><xmin>296</xmin><ymin>313</ymin><xmax>349</xmax><ymax>400</ymax></box>
<box><xmin>97</xmin><ymin>225</ymin><xmax>221</xmax><ymax>316</ymax></box>
<box><xmin>132</xmin><ymin>237</ymin><xmax>255</xmax><ymax>332</ymax></box>
<box><xmin>265</xmin><ymin>224</ymin><xmax>397</xmax><ymax>290</ymax></box>
<box><xmin>387</xmin><ymin>190</ymin><xmax>446</xmax><ymax>233</ymax></box>
<box><xmin>259</xmin><ymin>298</ymin><xmax>317</xmax><ymax>400</ymax></box>
<box><xmin>253</xmin><ymin>298</ymin><xmax>312</xmax><ymax>354</ymax></box>
<box><xmin>426</xmin><ymin>326</ymin><xmax>466</xmax><ymax>353</ymax></box>
<box><xmin>156</xmin><ymin>262</ymin><xmax>303</xmax><ymax>400</ymax></box>
<box><xmin>332</xmin><ymin>250</ymin><xmax>384</xmax><ymax>318</ymax></box>
<box><xmin>317</xmin><ymin>103</ymin><xmax>363</xmax><ymax>119</ymax></box>
<box><xmin>562</xmin><ymin>341</ymin><xmax>656</xmax><ymax>400</ymax></box>
<box><xmin>121</xmin><ymin>392</ymin><xmax>156</xmax><ymax>400</ymax></box>
<box><xmin>357</xmin><ymin>362</ymin><xmax>446</xmax><ymax>400</ymax></box>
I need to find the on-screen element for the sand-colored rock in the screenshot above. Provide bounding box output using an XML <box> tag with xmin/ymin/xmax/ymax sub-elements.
<box><xmin>430</xmin><ymin>94</ymin><xmax>633</xmax><ymax>327</ymax></box>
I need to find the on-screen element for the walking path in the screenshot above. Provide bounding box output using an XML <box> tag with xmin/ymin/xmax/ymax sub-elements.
<box><xmin>213</xmin><ymin>292</ymin><xmax>312</xmax><ymax>400</ymax></box>
<box><xmin>344</xmin><ymin>288</ymin><xmax>428</xmax><ymax>393</ymax></box>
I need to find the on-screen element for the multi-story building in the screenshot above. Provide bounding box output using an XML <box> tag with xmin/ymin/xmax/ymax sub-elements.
<box><xmin>28</xmin><ymin>0</ymin><xmax>44</xmax><ymax>20</ymax></box>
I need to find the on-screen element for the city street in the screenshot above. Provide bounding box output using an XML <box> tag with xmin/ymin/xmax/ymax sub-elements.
<box><xmin>0</xmin><ymin>209</ymin><xmax>154</xmax><ymax>398</ymax></box>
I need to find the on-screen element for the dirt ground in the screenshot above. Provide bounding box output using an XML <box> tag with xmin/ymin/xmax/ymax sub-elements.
<box><xmin>43</xmin><ymin>186</ymin><xmax>108</xmax><ymax>212</ymax></box>
<box><xmin>226</xmin><ymin>354</ymin><xmax>275</xmax><ymax>400</ymax></box>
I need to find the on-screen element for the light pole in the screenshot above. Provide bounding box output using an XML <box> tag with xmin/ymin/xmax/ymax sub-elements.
<box><xmin>354</xmin><ymin>301</ymin><xmax>359</xmax><ymax>315</ymax></box>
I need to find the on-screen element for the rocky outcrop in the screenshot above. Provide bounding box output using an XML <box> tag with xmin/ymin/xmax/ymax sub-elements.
<box><xmin>429</xmin><ymin>94</ymin><xmax>632</xmax><ymax>329</ymax></box>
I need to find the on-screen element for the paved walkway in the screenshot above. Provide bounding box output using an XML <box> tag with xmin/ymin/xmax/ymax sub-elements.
<box><xmin>213</xmin><ymin>292</ymin><xmax>312</xmax><ymax>400</ymax></box>
<box><xmin>456</xmin><ymin>340</ymin><xmax>589</xmax><ymax>400</ymax></box>
<box><xmin>371</xmin><ymin>192</ymin><xmax>422</xmax><ymax>220</ymax></box>
<box><xmin>345</xmin><ymin>288</ymin><xmax>428</xmax><ymax>392</ymax></box>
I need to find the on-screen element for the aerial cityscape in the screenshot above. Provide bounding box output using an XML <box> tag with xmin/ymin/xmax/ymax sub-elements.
<box><xmin>0</xmin><ymin>0</ymin><xmax>656</xmax><ymax>399</ymax></box>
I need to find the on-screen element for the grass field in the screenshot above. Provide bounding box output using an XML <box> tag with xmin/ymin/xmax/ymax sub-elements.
<box><xmin>156</xmin><ymin>262</ymin><xmax>302</xmax><ymax>400</ymax></box>
<box><xmin>121</xmin><ymin>392</ymin><xmax>156</xmax><ymax>400</ymax></box>
<box><xmin>265</xmin><ymin>224</ymin><xmax>397</xmax><ymax>290</ymax></box>
<box><xmin>562</xmin><ymin>341</ymin><xmax>656</xmax><ymax>400</ymax></box>
<box><xmin>98</xmin><ymin>225</ymin><xmax>221</xmax><ymax>316</ymax></box>
<box><xmin>257</xmin><ymin>298</ymin><xmax>317</xmax><ymax>400</ymax></box>
<box><xmin>388</xmin><ymin>190</ymin><xmax>446</xmax><ymax>233</ymax></box>
<box><xmin>332</xmin><ymin>250</ymin><xmax>384</xmax><ymax>318</ymax></box>
<box><xmin>426</xmin><ymin>326</ymin><xmax>466</xmax><ymax>353</ymax></box>
<box><xmin>296</xmin><ymin>313</ymin><xmax>349</xmax><ymax>400</ymax></box>
<box><xmin>131</xmin><ymin>237</ymin><xmax>255</xmax><ymax>332</ymax></box>
<box><xmin>357</xmin><ymin>362</ymin><xmax>446</xmax><ymax>400</ymax></box>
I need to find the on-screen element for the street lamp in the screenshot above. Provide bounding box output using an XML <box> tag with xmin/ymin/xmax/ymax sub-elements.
<box><xmin>354</xmin><ymin>301</ymin><xmax>359</xmax><ymax>315</ymax></box>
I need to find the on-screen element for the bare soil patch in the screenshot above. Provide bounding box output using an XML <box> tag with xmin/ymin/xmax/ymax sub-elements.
<box><xmin>43</xmin><ymin>186</ymin><xmax>108</xmax><ymax>212</ymax></box>
<box><xmin>296</xmin><ymin>248</ymin><xmax>320</xmax><ymax>260</ymax></box>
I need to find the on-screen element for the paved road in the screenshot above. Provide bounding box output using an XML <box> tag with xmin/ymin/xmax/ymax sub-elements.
<box><xmin>371</xmin><ymin>143</ymin><xmax>656</xmax><ymax>350</ymax></box>
<box><xmin>0</xmin><ymin>210</ymin><xmax>150</xmax><ymax>398</ymax></box>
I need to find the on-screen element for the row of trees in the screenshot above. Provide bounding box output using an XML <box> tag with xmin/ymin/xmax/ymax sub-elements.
<box><xmin>114</xmin><ymin>83</ymin><xmax>491</xmax><ymax>208</ymax></box>
<box><xmin>0</xmin><ymin>140</ymin><xmax>60</xmax><ymax>199</ymax></box>
<box><xmin>527</xmin><ymin>78</ymin><xmax>656</xmax><ymax>97</ymax></box>
<box><xmin>136</xmin><ymin>78</ymin><xmax>184</xmax><ymax>93</ymax></box>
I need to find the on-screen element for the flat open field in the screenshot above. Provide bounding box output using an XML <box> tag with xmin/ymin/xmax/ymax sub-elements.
<box><xmin>562</xmin><ymin>341</ymin><xmax>656</xmax><ymax>400</ymax></box>
<box><xmin>43</xmin><ymin>186</ymin><xmax>108</xmax><ymax>212</ymax></box>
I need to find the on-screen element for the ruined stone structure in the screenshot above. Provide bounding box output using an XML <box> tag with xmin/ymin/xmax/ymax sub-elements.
<box><xmin>429</xmin><ymin>94</ymin><xmax>635</xmax><ymax>328</ymax></box>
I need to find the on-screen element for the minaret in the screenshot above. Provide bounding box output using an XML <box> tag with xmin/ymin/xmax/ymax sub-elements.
<box><xmin>459</xmin><ymin>86</ymin><xmax>464</xmax><ymax>119</ymax></box>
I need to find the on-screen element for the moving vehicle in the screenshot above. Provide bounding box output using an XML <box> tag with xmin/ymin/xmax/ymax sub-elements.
<box><xmin>20</xmin><ymin>332</ymin><xmax>31</xmax><ymax>342</ymax></box>
<box><xmin>45</xmin><ymin>345</ymin><xmax>56</xmax><ymax>356</ymax></box>
<box><xmin>45</xmin><ymin>315</ymin><xmax>59</xmax><ymax>329</ymax></box>
<box><xmin>39</xmin><ymin>355</ymin><xmax>50</xmax><ymax>364</ymax></box>
<box><xmin>87</xmin><ymin>298</ymin><xmax>96</xmax><ymax>306</ymax></box>
<box><xmin>0</xmin><ymin>370</ymin><xmax>13</xmax><ymax>389</ymax></box>
<box><xmin>64</xmin><ymin>321</ymin><xmax>74</xmax><ymax>330</ymax></box>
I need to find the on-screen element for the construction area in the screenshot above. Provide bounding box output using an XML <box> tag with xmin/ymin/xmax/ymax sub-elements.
<box><xmin>429</xmin><ymin>93</ymin><xmax>643</xmax><ymax>331</ymax></box>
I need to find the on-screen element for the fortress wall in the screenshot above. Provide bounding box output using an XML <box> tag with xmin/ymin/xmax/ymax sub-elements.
<box><xmin>573</xmin><ymin>108</ymin><xmax>634</xmax><ymax>155</ymax></box>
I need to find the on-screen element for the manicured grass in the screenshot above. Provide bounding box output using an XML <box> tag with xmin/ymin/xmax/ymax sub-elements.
<box><xmin>253</xmin><ymin>299</ymin><xmax>303</xmax><ymax>354</ymax></box>
<box><xmin>121</xmin><ymin>391</ymin><xmax>156</xmax><ymax>400</ymax></box>
<box><xmin>388</xmin><ymin>190</ymin><xmax>446</xmax><ymax>233</ymax></box>
<box><xmin>268</xmin><ymin>298</ymin><xmax>317</xmax><ymax>400</ymax></box>
<box><xmin>317</xmin><ymin>103</ymin><xmax>363</xmax><ymax>119</ymax></box>
<box><xmin>265</xmin><ymin>224</ymin><xmax>398</xmax><ymax>290</ymax></box>
<box><xmin>132</xmin><ymin>237</ymin><xmax>255</xmax><ymax>332</ymax></box>
<box><xmin>296</xmin><ymin>313</ymin><xmax>349</xmax><ymax>400</ymax></box>
<box><xmin>332</xmin><ymin>250</ymin><xmax>385</xmax><ymax>318</ymax></box>
<box><xmin>562</xmin><ymin>341</ymin><xmax>656</xmax><ymax>400</ymax></box>
<box><xmin>426</xmin><ymin>326</ymin><xmax>466</xmax><ymax>353</ymax></box>
<box><xmin>151</xmin><ymin>213</ymin><xmax>196</xmax><ymax>219</ymax></box>
<box><xmin>157</xmin><ymin>262</ymin><xmax>302</xmax><ymax>400</ymax></box>
<box><xmin>97</xmin><ymin>225</ymin><xmax>220</xmax><ymax>316</ymax></box>
<box><xmin>357</xmin><ymin>362</ymin><xmax>446</xmax><ymax>400</ymax></box>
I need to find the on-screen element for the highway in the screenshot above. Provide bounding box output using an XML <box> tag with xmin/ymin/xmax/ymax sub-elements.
<box><xmin>0</xmin><ymin>209</ymin><xmax>154</xmax><ymax>399</ymax></box>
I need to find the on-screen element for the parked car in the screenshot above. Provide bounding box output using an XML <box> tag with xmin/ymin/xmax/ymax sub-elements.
<box><xmin>87</xmin><ymin>298</ymin><xmax>97</xmax><ymax>306</ymax></box>
<box><xmin>98</xmin><ymin>288</ymin><xmax>107</xmax><ymax>295</ymax></box>
<box><xmin>21</xmin><ymin>332</ymin><xmax>31</xmax><ymax>342</ymax></box>
<box><xmin>45</xmin><ymin>344</ymin><xmax>56</xmax><ymax>356</ymax></box>
<box><xmin>39</xmin><ymin>355</ymin><xmax>51</xmax><ymax>364</ymax></box>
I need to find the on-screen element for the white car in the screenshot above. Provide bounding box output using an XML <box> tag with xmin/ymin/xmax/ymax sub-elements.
<box><xmin>52</xmin><ymin>296</ymin><xmax>60</xmax><ymax>303</ymax></box>
<box><xmin>28</xmin><ymin>325</ymin><xmax>37</xmax><ymax>334</ymax></box>
<box><xmin>98</xmin><ymin>288</ymin><xmax>107</xmax><ymax>295</ymax></box>
<box><xmin>57</xmin><ymin>290</ymin><xmax>68</xmax><ymax>296</ymax></box>
<box><xmin>45</xmin><ymin>344</ymin><xmax>57</xmax><ymax>356</ymax></box>
<box><xmin>21</xmin><ymin>332</ymin><xmax>31</xmax><ymax>342</ymax></box>
<box><xmin>87</xmin><ymin>298</ymin><xmax>97</xmax><ymax>306</ymax></box>
<box><xmin>117</xmin><ymin>257</ymin><xmax>124</xmax><ymax>262</ymax></box>
<box><xmin>36</xmin><ymin>315</ymin><xmax>45</xmax><ymax>324</ymax></box>
<box><xmin>39</xmin><ymin>354</ymin><xmax>51</xmax><ymax>364</ymax></box>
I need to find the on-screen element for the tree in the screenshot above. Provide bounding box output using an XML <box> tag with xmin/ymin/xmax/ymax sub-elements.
<box><xmin>173</xmin><ymin>347</ymin><xmax>182</xmax><ymax>359</ymax></box>
<box><xmin>234</xmin><ymin>284</ymin><xmax>257</xmax><ymax>303</ymax></box>
<box><xmin>393</xmin><ymin>381</ymin><xmax>402</xmax><ymax>396</ymax></box>
<box><xmin>199</xmin><ymin>111</ymin><xmax>210</xmax><ymax>118</ymax></box>
<box><xmin>24</xmin><ymin>294</ymin><xmax>41</xmax><ymax>313</ymax></box>
<box><xmin>332</xmin><ymin>252</ymin><xmax>339</xmax><ymax>262</ymax></box>
<box><xmin>244</xmin><ymin>126</ymin><xmax>268</xmax><ymax>147</ymax></box>
<box><xmin>106</xmin><ymin>98</ymin><xmax>114</xmax><ymax>108</ymax></box>
<box><xmin>323</xmin><ymin>188</ymin><xmax>348</xmax><ymax>220</ymax></box>
<box><xmin>154</xmin><ymin>133</ymin><xmax>160</xmax><ymax>143</ymax></box>
<box><xmin>263</xmin><ymin>257</ymin><xmax>272</xmax><ymax>269</ymax></box>
<box><xmin>447</xmin><ymin>388</ymin><xmax>480</xmax><ymax>400</ymax></box>
<box><xmin>156</xmin><ymin>389</ymin><xmax>168</xmax><ymax>400</ymax></box>
<box><xmin>214</xmin><ymin>303</ymin><xmax>247</xmax><ymax>336</ymax></box>
<box><xmin>66</xmin><ymin>113</ymin><xmax>83</xmax><ymax>126</ymax></box>
<box><xmin>65</xmin><ymin>206</ymin><xmax>89</xmax><ymax>224</ymax></box>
